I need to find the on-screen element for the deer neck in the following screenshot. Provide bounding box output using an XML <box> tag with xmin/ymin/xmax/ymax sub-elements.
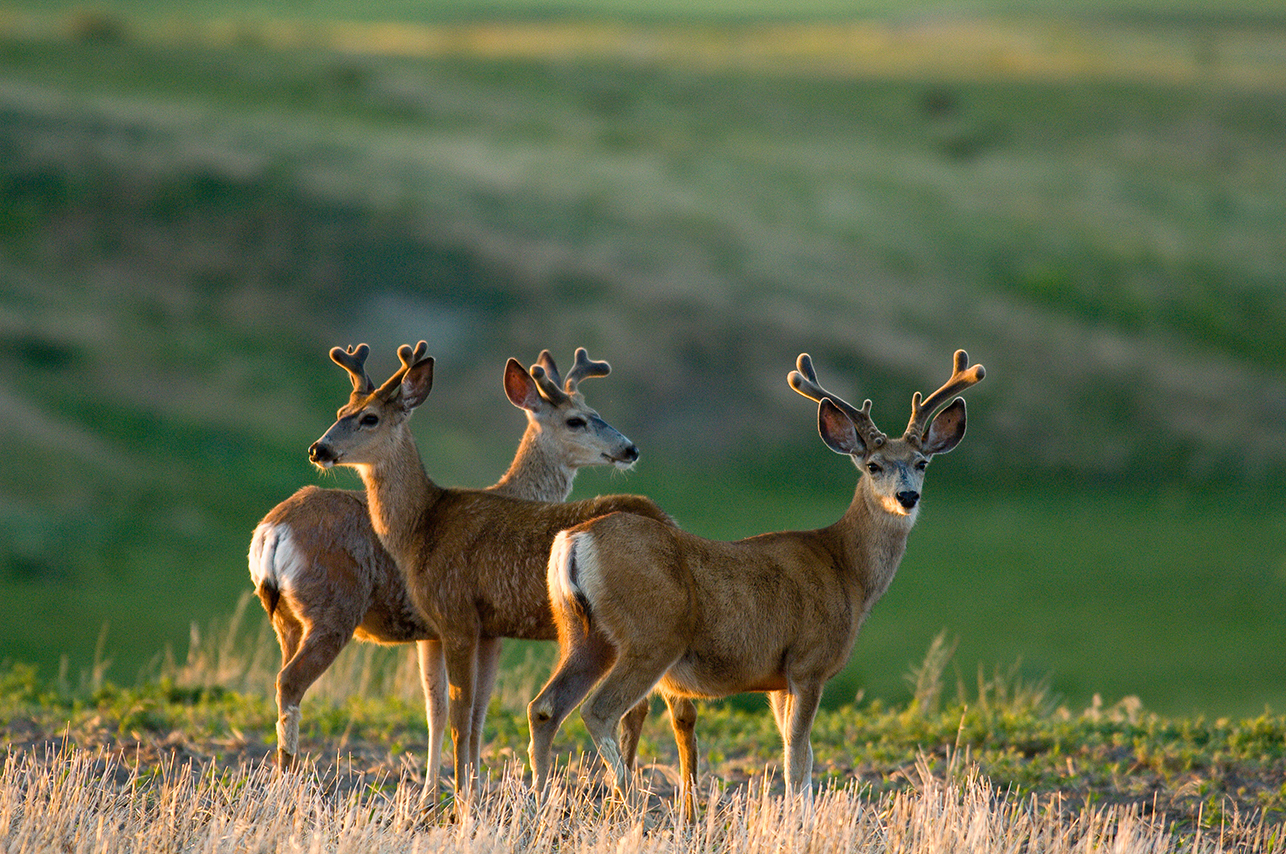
<box><xmin>490</xmin><ymin>425</ymin><xmax>576</xmax><ymax>503</ymax></box>
<box><xmin>829</xmin><ymin>482</ymin><xmax>915</xmax><ymax>616</ymax></box>
<box><xmin>354</xmin><ymin>429</ymin><xmax>444</xmax><ymax>562</ymax></box>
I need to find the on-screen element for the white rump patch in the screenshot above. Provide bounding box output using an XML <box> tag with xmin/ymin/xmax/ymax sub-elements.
<box><xmin>547</xmin><ymin>530</ymin><xmax>601</xmax><ymax>611</ymax></box>
<box><xmin>573</xmin><ymin>534</ymin><xmax>604</xmax><ymax>608</ymax></box>
<box><xmin>248</xmin><ymin>522</ymin><xmax>304</xmax><ymax>590</ymax></box>
<box><xmin>546</xmin><ymin>531</ymin><xmax>578</xmax><ymax>605</ymax></box>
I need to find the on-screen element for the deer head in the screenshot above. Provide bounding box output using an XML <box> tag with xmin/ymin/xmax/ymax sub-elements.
<box><xmin>309</xmin><ymin>341</ymin><xmax>434</xmax><ymax>469</ymax></box>
<box><xmin>501</xmin><ymin>348</ymin><xmax>638</xmax><ymax>470</ymax></box>
<box><xmin>789</xmin><ymin>350</ymin><xmax>985</xmax><ymax>519</ymax></box>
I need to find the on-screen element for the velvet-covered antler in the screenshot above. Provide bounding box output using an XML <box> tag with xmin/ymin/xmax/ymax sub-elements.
<box><xmin>370</xmin><ymin>340</ymin><xmax>430</xmax><ymax>400</ymax></box>
<box><xmin>788</xmin><ymin>353</ymin><xmax>888</xmax><ymax>449</ymax></box>
<box><xmin>330</xmin><ymin>344</ymin><xmax>375</xmax><ymax>396</ymax></box>
<box><xmin>530</xmin><ymin>348</ymin><xmax>612</xmax><ymax>405</ymax></box>
<box><xmin>903</xmin><ymin>349</ymin><xmax>985</xmax><ymax>445</ymax></box>
<box><xmin>562</xmin><ymin>348</ymin><xmax>611</xmax><ymax>395</ymax></box>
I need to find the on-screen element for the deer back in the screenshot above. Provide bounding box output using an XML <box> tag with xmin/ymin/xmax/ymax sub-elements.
<box><xmin>400</xmin><ymin>487</ymin><xmax>672</xmax><ymax>642</ymax></box>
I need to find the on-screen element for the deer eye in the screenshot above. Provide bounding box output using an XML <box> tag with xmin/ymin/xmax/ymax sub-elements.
<box><xmin>360</xmin><ymin>413</ymin><xmax>379</xmax><ymax>427</ymax></box>
<box><xmin>915</xmin><ymin>460</ymin><xmax>928</xmax><ymax>472</ymax></box>
<box><xmin>566</xmin><ymin>417</ymin><xmax>588</xmax><ymax>429</ymax></box>
<box><xmin>866</xmin><ymin>462</ymin><xmax>882</xmax><ymax>475</ymax></box>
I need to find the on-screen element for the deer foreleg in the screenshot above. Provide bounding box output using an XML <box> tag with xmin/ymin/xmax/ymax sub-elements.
<box><xmin>443</xmin><ymin>638</ymin><xmax>480</xmax><ymax>799</ymax></box>
<box><xmin>663</xmin><ymin>694</ymin><xmax>700</xmax><ymax>822</ymax></box>
<box><xmin>779</xmin><ymin>684</ymin><xmax>822</xmax><ymax>801</ymax></box>
<box><xmin>416</xmin><ymin>639</ymin><xmax>448</xmax><ymax>795</ymax></box>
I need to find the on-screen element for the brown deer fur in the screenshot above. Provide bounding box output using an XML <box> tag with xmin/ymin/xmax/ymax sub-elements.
<box><xmin>527</xmin><ymin>351</ymin><xmax>985</xmax><ymax>818</ymax></box>
<box><xmin>250</xmin><ymin>349</ymin><xmax>644</xmax><ymax>791</ymax></box>
<box><xmin>307</xmin><ymin>342</ymin><xmax>672</xmax><ymax>797</ymax></box>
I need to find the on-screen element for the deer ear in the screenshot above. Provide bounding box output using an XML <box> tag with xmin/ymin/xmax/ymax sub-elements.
<box><xmin>401</xmin><ymin>357</ymin><xmax>435</xmax><ymax>410</ymax></box>
<box><xmin>818</xmin><ymin>398</ymin><xmax>864</xmax><ymax>456</ymax></box>
<box><xmin>921</xmin><ymin>398</ymin><xmax>966</xmax><ymax>456</ymax></box>
<box><xmin>503</xmin><ymin>358</ymin><xmax>543</xmax><ymax>412</ymax></box>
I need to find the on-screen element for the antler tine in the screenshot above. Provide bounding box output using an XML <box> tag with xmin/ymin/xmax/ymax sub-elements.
<box><xmin>534</xmin><ymin>350</ymin><xmax>562</xmax><ymax>389</ymax></box>
<box><xmin>399</xmin><ymin>340</ymin><xmax>430</xmax><ymax>369</ymax></box>
<box><xmin>788</xmin><ymin>353</ymin><xmax>887</xmax><ymax>448</ymax></box>
<box><xmin>529</xmin><ymin>351</ymin><xmax>571</xmax><ymax>406</ymax></box>
<box><xmin>904</xmin><ymin>349</ymin><xmax>986</xmax><ymax>441</ymax></box>
<box><xmin>787</xmin><ymin>353</ymin><xmax>826</xmax><ymax>401</ymax></box>
<box><xmin>563</xmin><ymin>347</ymin><xmax>611</xmax><ymax>395</ymax></box>
<box><xmin>372</xmin><ymin>340</ymin><xmax>431</xmax><ymax>399</ymax></box>
<box><xmin>330</xmin><ymin>343</ymin><xmax>375</xmax><ymax>394</ymax></box>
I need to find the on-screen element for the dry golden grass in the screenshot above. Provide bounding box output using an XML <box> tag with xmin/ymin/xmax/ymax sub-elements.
<box><xmin>0</xmin><ymin>601</ymin><xmax>1276</xmax><ymax>852</ymax></box>
<box><xmin>2</xmin><ymin>740</ymin><xmax>1280</xmax><ymax>853</ymax></box>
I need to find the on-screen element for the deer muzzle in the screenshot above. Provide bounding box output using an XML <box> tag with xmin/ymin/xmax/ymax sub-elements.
<box><xmin>609</xmin><ymin>444</ymin><xmax>640</xmax><ymax>466</ymax></box>
<box><xmin>308</xmin><ymin>440</ymin><xmax>339</xmax><ymax>468</ymax></box>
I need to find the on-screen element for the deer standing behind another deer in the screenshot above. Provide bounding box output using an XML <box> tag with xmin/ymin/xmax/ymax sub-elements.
<box><xmin>527</xmin><ymin>350</ymin><xmax>985</xmax><ymax>819</ymax></box>
<box><xmin>249</xmin><ymin>348</ymin><xmax>647</xmax><ymax>791</ymax></box>
<box><xmin>306</xmin><ymin>341</ymin><xmax>673</xmax><ymax>799</ymax></box>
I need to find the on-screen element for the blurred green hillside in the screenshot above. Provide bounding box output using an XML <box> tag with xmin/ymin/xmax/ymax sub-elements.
<box><xmin>1</xmin><ymin>2</ymin><xmax>1284</xmax><ymax>716</ymax></box>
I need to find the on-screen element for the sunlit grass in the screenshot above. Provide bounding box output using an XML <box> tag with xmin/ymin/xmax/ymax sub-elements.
<box><xmin>4</xmin><ymin>744</ymin><xmax>1284</xmax><ymax>853</ymax></box>
<box><xmin>7</xmin><ymin>744</ymin><xmax>1281</xmax><ymax>854</ymax></box>
<box><xmin>1</xmin><ymin>0</ymin><xmax>1284</xmax><ymax>740</ymax></box>
<box><xmin>1</xmin><ymin>618</ymin><xmax>1282</xmax><ymax>851</ymax></box>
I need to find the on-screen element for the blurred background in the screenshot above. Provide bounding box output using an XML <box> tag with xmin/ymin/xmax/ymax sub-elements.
<box><xmin>1</xmin><ymin>0</ymin><xmax>1283</xmax><ymax>717</ymax></box>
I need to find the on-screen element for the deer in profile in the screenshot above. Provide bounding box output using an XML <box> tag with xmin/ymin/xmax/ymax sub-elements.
<box><xmin>249</xmin><ymin>347</ymin><xmax>641</xmax><ymax>786</ymax></box>
<box><xmin>306</xmin><ymin>341</ymin><xmax>672</xmax><ymax>797</ymax></box>
<box><xmin>527</xmin><ymin>350</ymin><xmax>985</xmax><ymax>817</ymax></box>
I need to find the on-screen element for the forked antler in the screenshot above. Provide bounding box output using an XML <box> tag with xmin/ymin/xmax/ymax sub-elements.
<box><xmin>788</xmin><ymin>353</ymin><xmax>888</xmax><ymax>449</ymax></box>
<box><xmin>330</xmin><ymin>344</ymin><xmax>375</xmax><ymax>396</ymax></box>
<box><xmin>332</xmin><ymin>341</ymin><xmax>430</xmax><ymax>401</ymax></box>
<box><xmin>564</xmin><ymin>348</ymin><xmax>612</xmax><ymax>392</ymax></box>
<box><xmin>370</xmin><ymin>341</ymin><xmax>430</xmax><ymax>399</ymax></box>
<box><xmin>903</xmin><ymin>350</ymin><xmax>985</xmax><ymax>444</ymax></box>
<box><xmin>530</xmin><ymin>348</ymin><xmax>611</xmax><ymax>405</ymax></box>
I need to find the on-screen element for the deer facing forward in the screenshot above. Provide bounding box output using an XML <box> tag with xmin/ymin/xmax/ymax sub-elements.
<box><xmin>527</xmin><ymin>350</ymin><xmax>985</xmax><ymax>817</ymax></box>
<box><xmin>307</xmin><ymin>342</ymin><xmax>672</xmax><ymax>797</ymax></box>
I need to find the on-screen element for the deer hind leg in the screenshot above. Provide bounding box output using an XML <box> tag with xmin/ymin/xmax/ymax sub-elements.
<box><xmin>527</xmin><ymin>625</ymin><xmax>616</xmax><ymax>795</ymax></box>
<box><xmin>618</xmin><ymin>696</ymin><xmax>650</xmax><ymax>772</ymax></box>
<box><xmin>662</xmin><ymin>695</ymin><xmax>700</xmax><ymax>822</ymax></box>
<box><xmin>275</xmin><ymin>623</ymin><xmax>350</xmax><ymax>768</ymax></box>
<box><xmin>271</xmin><ymin>615</ymin><xmax>303</xmax><ymax>769</ymax></box>
<box><xmin>579</xmin><ymin>648</ymin><xmax>680</xmax><ymax>797</ymax></box>
<box><xmin>469</xmin><ymin>637</ymin><xmax>503</xmax><ymax>778</ymax></box>
<box><xmin>416</xmin><ymin>639</ymin><xmax>448</xmax><ymax>796</ymax></box>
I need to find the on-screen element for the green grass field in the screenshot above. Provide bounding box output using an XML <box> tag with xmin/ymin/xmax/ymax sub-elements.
<box><xmin>0</xmin><ymin>0</ymin><xmax>1284</xmax><ymax>727</ymax></box>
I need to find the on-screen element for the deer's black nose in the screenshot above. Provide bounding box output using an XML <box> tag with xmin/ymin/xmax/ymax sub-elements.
<box><xmin>309</xmin><ymin>441</ymin><xmax>335</xmax><ymax>464</ymax></box>
<box><xmin>621</xmin><ymin>444</ymin><xmax>639</xmax><ymax>463</ymax></box>
<box><xmin>896</xmin><ymin>490</ymin><xmax>920</xmax><ymax>510</ymax></box>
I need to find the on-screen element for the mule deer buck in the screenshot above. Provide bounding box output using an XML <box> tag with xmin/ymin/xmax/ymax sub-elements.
<box><xmin>249</xmin><ymin>347</ymin><xmax>640</xmax><ymax>783</ymax></box>
<box><xmin>306</xmin><ymin>341</ymin><xmax>672</xmax><ymax>797</ymax></box>
<box><xmin>527</xmin><ymin>350</ymin><xmax>985</xmax><ymax>816</ymax></box>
